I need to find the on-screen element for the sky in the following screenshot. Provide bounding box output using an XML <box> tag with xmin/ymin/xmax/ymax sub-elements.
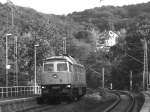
<box><xmin>0</xmin><ymin>0</ymin><xmax>150</xmax><ymax>15</ymax></box>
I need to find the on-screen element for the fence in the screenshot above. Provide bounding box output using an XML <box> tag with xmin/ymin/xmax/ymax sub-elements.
<box><xmin>0</xmin><ymin>86</ymin><xmax>41</xmax><ymax>98</ymax></box>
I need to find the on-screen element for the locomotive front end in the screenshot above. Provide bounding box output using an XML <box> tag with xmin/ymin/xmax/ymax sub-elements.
<box><xmin>38</xmin><ymin>56</ymin><xmax>86</xmax><ymax>104</ymax></box>
<box><xmin>41</xmin><ymin>58</ymin><xmax>72</xmax><ymax>99</ymax></box>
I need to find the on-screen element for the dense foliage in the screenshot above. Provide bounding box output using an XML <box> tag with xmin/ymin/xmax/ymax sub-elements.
<box><xmin>0</xmin><ymin>2</ymin><xmax>93</xmax><ymax>86</ymax></box>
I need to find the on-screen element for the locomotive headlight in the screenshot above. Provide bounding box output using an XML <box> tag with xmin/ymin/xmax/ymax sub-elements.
<box><xmin>41</xmin><ymin>86</ymin><xmax>46</xmax><ymax>89</ymax></box>
<box><xmin>54</xmin><ymin>75</ymin><xmax>57</xmax><ymax>78</ymax></box>
<box><xmin>52</xmin><ymin>74</ymin><xmax>57</xmax><ymax>78</ymax></box>
<box><xmin>66</xmin><ymin>85</ymin><xmax>71</xmax><ymax>88</ymax></box>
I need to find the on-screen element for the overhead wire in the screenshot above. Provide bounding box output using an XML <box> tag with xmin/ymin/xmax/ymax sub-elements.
<box><xmin>111</xmin><ymin>40</ymin><xmax>144</xmax><ymax>64</ymax></box>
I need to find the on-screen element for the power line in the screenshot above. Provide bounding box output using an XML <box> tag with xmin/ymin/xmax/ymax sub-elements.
<box><xmin>112</xmin><ymin>42</ymin><xmax>144</xmax><ymax>65</ymax></box>
<box><xmin>126</xmin><ymin>53</ymin><xmax>143</xmax><ymax>64</ymax></box>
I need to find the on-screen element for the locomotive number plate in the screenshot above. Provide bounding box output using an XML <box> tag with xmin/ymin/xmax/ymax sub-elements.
<box><xmin>52</xmin><ymin>86</ymin><xmax>60</xmax><ymax>89</ymax></box>
<box><xmin>43</xmin><ymin>90</ymin><xmax>49</xmax><ymax>93</ymax></box>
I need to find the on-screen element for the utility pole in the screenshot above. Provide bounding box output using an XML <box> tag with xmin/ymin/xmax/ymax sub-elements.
<box><xmin>130</xmin><ymin>71</ymin><xmax>133</xmax><ymax>91</ymax></box>
<box><xmin>7</xmin><ymin>0</ymin><xmax>18</xmax><ymax>86</ymax></box>
<box><xmin>145</xmin><ymin>39</ymin><xmax>149</xmax><ymax>90</ymax></box>
<box><xmin>102</xmin><ymin>67</ymin><xmax>105</xmax><ymax>88</ymax></box>
<box><xmin>15</xmin><ymin>36</ymin><xmax>18</xmax><ymax>86</ymax></box>
<box><xmin>6</xmin><ymin>34</ymin><xmax>8</xmax><ymax>97</ymax></box>
<box><xmin>63</xmin><ymin>37</ymin><xmax>66</xmax><ymax>55</ymax></box>
<box><xmin>69</xmin><ymin>18</ymin><xmax>72</xmax><ymax>56</ymax></box>
<box><xmin>143</xmin><ymin>38</ymin><xmax>148</xmax><ymax>90</ymax></box>
<box><xmin>6</xmin><ymin>33</ymin><xmax>12</xmax><ymax>97</ymax></box>
<box><xmin>7</xmin><ymin>0</ymin><xmax>14</xmax><ymax>28</ymax></box>
<box><xmin>34</xmin><ymin>44</ymin><xmax>39</xmax><ymax>94</ymax></box>
<box><xmin>110</xmin><ymin>83</ymin><xmax>112</xmax><ymax>89</ymax></box>
<box><xmin>99</xmin><ymin>0</ymin><xmax>104</xmax><ymax>7</ymax></box>
<box><xmin>137</xmin><ymin>23</ymin><xmax>150</xmax><ymax>90</ymax></box>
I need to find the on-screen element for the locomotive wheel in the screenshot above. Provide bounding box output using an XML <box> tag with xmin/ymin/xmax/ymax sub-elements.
<box><xmin>37</xmin><ymin>97</ymin><xmax>44</xmax><ymax>104</ymax></box>
<box><xmin>72</xmin><ymin>95</ymin><xmax>78</xmax><ymax>101</ymax></box>
<box><xmin>70</xmin><ymin>94</ymin><xmax>79</xmax><ymax>102</ymax></box>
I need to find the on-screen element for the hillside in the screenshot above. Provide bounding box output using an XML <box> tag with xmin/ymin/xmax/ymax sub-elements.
<box><xmin>69</xmin><ymin>2</ymin><xmax>150</xmax><ymax>31</ymax></box>
<box><xmin>0</xmin><ymin>1</ymin><xmax>150</xmax><ymax>88</ymax></box>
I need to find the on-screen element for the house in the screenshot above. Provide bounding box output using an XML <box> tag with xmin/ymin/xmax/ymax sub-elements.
<box><xmin>96</xmin><ymin>30</ymin><xmax>119</xmax><ymax>51</ymax></box>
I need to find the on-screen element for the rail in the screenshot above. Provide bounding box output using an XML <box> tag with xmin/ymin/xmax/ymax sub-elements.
<box><xmin>126</xmin><ymin>92</ymin><xmax>135</xmax><ymax>112</ymax></box>
<box><xmin>0</xmin><ymin>86</ymin><xmax>41</xmax><ymax>98</ymax></box>
<box><xmin>104</xmin><ymin>90</ymin><xmax>135</xmax><ymax>112</ymax></box>
<box><xmin>114</xmin><ymin>91</ymin><xmax>135</xmax><ymax>112</ymax></box>
<box><xmin>104</xmin><ymin>91</ymin><xmax>121</xmax><ymax>112</ymax></box>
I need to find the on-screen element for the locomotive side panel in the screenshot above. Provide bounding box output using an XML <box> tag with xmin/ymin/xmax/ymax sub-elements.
<box><xmin>71</xmin><ymin>65</ymin><xmax>86</xmax><ymax>87</ymax></box>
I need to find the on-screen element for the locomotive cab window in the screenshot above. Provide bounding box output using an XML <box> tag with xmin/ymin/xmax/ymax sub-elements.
<box><xmin>57</xmin><ymin>63</ymin><xmax>68</xmax><ymax>71</ymax></box>
<box><xmin>44</xmin><ymin>63</ymin><xmax>54</xmax><ymax>72</ymax></box>
<box><xmin>69</xmin><ymin>63</ymin><xmax>73</xmax><ymax>72</ymax></box>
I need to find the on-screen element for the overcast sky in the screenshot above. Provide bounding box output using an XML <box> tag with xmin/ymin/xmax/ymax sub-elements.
<box><xmin>0</xmin><ymin>0</ymin><xmax>150</xmax><ymax>15</ymax></box>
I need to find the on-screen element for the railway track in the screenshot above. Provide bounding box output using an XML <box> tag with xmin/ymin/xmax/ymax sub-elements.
<box><xmin>16</xmin><ymin>90</ymin><xmax>136</xmax><ymax>112</ymax></box>
<box><xmin>104</xmin><ymin>91</ymin><xmax>135</xmax><ymax>112</ymax></box>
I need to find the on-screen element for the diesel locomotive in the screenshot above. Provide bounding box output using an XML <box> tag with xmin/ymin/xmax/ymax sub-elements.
<box><xmin>38</xmin><ymin>55</ymin><xmax>86</xmax><ymax>103</ymax></box>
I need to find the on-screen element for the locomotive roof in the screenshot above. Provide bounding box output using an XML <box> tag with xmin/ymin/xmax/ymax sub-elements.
<box><xmin>45</xmin><ymin>56</ymin><xmax>83</xmax><ymax>66</ymax></box>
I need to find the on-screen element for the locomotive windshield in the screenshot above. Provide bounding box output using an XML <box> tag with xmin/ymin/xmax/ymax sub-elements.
<box><xmin>57</xmin><ymin>63</ymin><xmax>67</xmax><ymax>71</ymax></box>
<box><xmin>44</xmin><ymin>63</ymin><xmax>54</xmax><ymax>72</ymax></box>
